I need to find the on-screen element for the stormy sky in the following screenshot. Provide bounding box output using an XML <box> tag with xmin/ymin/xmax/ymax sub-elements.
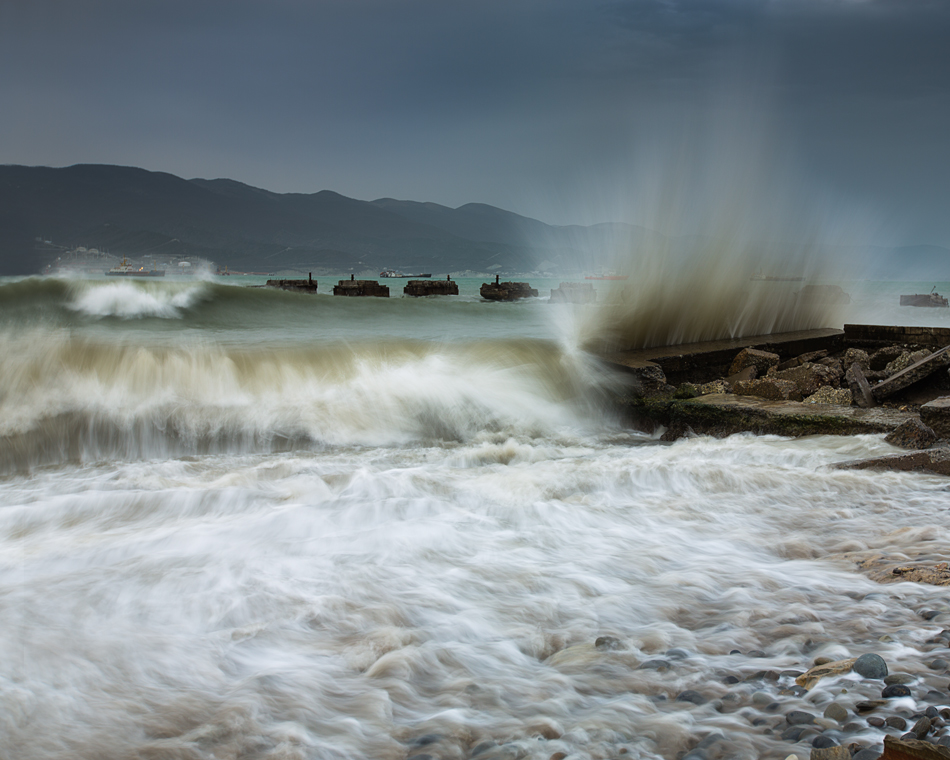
<box><xmin>2</xmin><ymin>0</ymin><xmax>948</xmax><ymax>245</ymax></box>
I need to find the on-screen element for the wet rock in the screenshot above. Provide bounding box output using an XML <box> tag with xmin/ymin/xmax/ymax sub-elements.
<box><xmin>852</xmin><ymin>749</ymin><xmax>883</xmax><ymax>760</ymax></box>
<box><xmin>886</xmin><ymin>674</ymin><xmax>917</xmax><ymax>686</ymax></box>
<box><xmin>920</xmin><ymin>610</ymin><xmax>941</xmax><ymax>620</ymax></box>
<box><xmin>699</xmin><ymin>379</ymin><xmax>731</xmax><ymax>395</ymax></box>
<box><xmin>854</xmin><ymin>654</ymin><xmax>889</xmax><ymax>679</ymax></box>
<box><xmin>921</xmin><ymin>397</ymin><xmax>950</xmax><ymax>439</ymax></box>
<box><xmin>847</xmin><ymin>363</ymin><xmax>876</xmax><ymax>408</ymax></box>
<box><xmin>676</xmin><ymin>690</ymin><xmax>707</xmax><ymax>705</ymax></box>
<box><xmin>810</xmin><ymin>746</ymin><xmax>850</xmax><ymax>760</ymax></box>
<box><xmin>885</xmin><ymin>419</ymin><xmax>938</xmax><ymax>450</ymax></box>
<box><xmin>734</xmin><ymin>377</ymin><xmax>803</xmax><ymax>401</ymax></box>
<box><xmin>783</xmin><ymin>726</ymin><xmax>810</xmax><ymax>742</ymax></box>
<box><xmin>884</xmin><ymin>685</ymin><xmax>913</xmax><ymax>698</ymax></box>
<box><xmin>834</xmin><ymin>450</ymin><xmax>950</xmax><ymax>476</ymax></box>
<box><xmin>666</xmin><ymin>648</ymin><xmax>690</xmax><ymax>659</ymax></box>
<box><xmin>772</xmin><ymin>363</ymin><xmax>841</xmax><ymax>397</ymax></box>
<box><xmin>927</xmin><ymin>707</ymin><xmax>941</xmax><ymax>719</ymax></box>
<box><xmin>929</xmin><ymin>659</ymin><xmax>949</xmax><ymax>671</ymax></box>
<box><xmin>870</xmin><ymin>346</ymin><xmax>908</xmax><ymax>371</ymax></box>
<box><xmin>639</xmin><ymin>659</ymin><xmax>671</xmax><ymax>671</ymax></box>
<box><xmin>844</xmin><ymin>349</ymin><xmax>871</xmax><ymax>372</ymax></box>
<box><xmin>886</xmin><ymin>350</ymin><xmax>932</xmax><ymax>375</ymax></box>
<box><xmin>857</xmin><ymin>701</ymin><xmax>888</xmax><ymax>713</ymax></box>
<box><xmin>594</xmin><ymin>635</ymin><xmax>622</xmax><ymax>651</ymax></box>
<box><xmin>788</xmin><ymin>711</ymin><xmax>818</xmax><ymax>725</ymax></box>
<box><xmin>803</xmin><ymin>386</ymin><xmax>853</xmax><ymax>406</ymax></box>
<box><xmin>752</xmin><ymin>691</ymin><xmax>773</xmax><ymax>705</ymax></box>
<box><xmin>675</xmin><ymin>383</ymin><xmax>701</xmax><ymax>399</ymax></box>
<box><xmin>797</xmin><ymin>658</ymin><xmax>858</xmax><ymax>690</ymax></box>
<box><xmin>729</xmin><ymin>348</ymin><xmax>780</xmax><ymax>377</ymax></box>
<box><xmin>873</xmin><ymin>348</ymin><xmax>950</xmax><ymax>403</ymax></box>
<box><xmin>480</xmin><ymin>281</ymin><xmax>538</xmax><ymax>301</ymax></box>
<box><xmin>888</xmin><ymin>717</ymin><xmax>910</xmax><ymax>730</ymax></box>
<box><xmin>722</xmin><ymin>674</ymin><xmax>740</xmax><ymax>684</ymax></box>
<box><xmin>869</xmin><ymin>717</ymin><xmax>887</xmax><ymax>728</ymax></box>
<box><xmin>823</xmin><ymin>703</ymin><xmax>849</xmax><ymax>723</ymax></box>
<box><xmin>813</xmin><ymin>735</ymin><xmax>840</xmax><ymax>749</ymax></box>
<box><xmin>913</xmin><ymin>718</ymin><xmax>933</xmax><ymax>739</ymax></box>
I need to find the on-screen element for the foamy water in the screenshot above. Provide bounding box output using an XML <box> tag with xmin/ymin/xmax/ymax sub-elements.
<box><xmin>2</xmin><ymin>276</ymin><xmax>949</xmax><ymax>760</ymax></box>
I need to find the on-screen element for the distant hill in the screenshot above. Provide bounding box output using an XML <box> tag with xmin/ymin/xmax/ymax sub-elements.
<box><xmin>1</xmin><ymin>164</ymin><xmax>946</xmax><ymax>278</ymax></box>
<box><xmin>0</xmin><ymin>164</ymin><xmax>632</xmax><ymax>275</ymax></box>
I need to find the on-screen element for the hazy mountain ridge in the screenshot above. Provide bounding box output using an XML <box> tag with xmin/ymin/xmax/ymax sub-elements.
<box><xmin>1</xmin><ymin>164</ymin><xmax>947</xmax><ymax>277</ymax></box>
<box><xmin>0</xmin><ymin>164</ymin><xmax>605</xmax><ymax>275</ymax></box>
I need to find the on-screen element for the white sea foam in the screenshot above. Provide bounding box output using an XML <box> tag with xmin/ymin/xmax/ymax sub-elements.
<box><xmin>67</xmin><ymin>280</ymin><xmax>210</xmax><ymax>318</ymax></box>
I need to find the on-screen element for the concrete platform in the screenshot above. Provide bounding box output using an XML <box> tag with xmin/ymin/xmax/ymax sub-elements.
<box><xmin>603</xmin><ymin>328</ymin><xmax>844</xmax><ymax>385</ymax></box>
<box><xmin>631</xmin><ymin>393</ymin><xmax>916</xmax><ymax>439</ymax></box>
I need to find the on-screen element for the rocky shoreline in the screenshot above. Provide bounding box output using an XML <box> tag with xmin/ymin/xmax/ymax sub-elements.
<box><xmin>606</xmin><ymin>326</ymin><xmax>950</xmax><ymax>474</ymax></box>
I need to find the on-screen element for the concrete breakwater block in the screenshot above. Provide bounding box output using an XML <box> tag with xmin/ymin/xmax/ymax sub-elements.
<box><xmin>404</xmin><ymin>278</ymin><xmax>459</xmax><ymax>296</ymax></box>
<box><xmin>550</xmin><ymin>282</ymin><xmax>596</xmax><ymax>304</ymax></box>
<box><xmin>332</xmin><ymin>278</ymin><xmax>389</xmax><ymax>297</ymax></box>
<box><xmin>265</xmin><ymin>277</ymin><xmax>318</xmax><ymax>293</ymax></box>
<box><xmin>480</xmin><ymin>279</ymin><xmax>538</xmax><ymax>301</ymax></box>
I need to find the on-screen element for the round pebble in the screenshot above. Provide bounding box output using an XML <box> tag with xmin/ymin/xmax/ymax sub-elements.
<box><xmin>666</xmin><ymin>648</ymin><xmax>690</xmax><ymax>659</ymax></box>
<box><xmin>722</xmin><ymin>675</ymin><xmax>739</xmax><ymax>684</ymax></box>
<box><xmin>782</xmin><ymin>726</ymin><xmax>808</xmax><ymax>742</ymax></box>
<box><xmin>594</xmin><ymin>636</ymin><xmax>621</xmax><ymax>651</ymax></box>
<box><xmin>926</xmin><ymin>706</ymin><xmax>940</xmax><ymax>719</ymax></box>
<box><xmin>867</xmin><ymin>717</ymin><xmax>886</xmax><ymax>728</ymax></box>
<box><xmin>882</xmin><ymin>684</ymin><xmax>912</xmax><ymax>698</ymax></box>
<box><xmin>854</xmin><ymin>750</ymin><xmax>883</xmax><ymax>760</ymax></box>
<box><xmin>639</xmin><ymin>659</ymin><xmax>671</xmax><ymax>671</ymax></box>
<box><xmin>822</xmin><ymin>703</ymin><xmax>848</xmax><ymax>723</ymax></box>
<box><xmin>884</xmin><ymin>674</ymin><xmax>915</xmax><ymax>685</ymax></box>
<box><xmin>928</xmin><ymin>659</ymin><xmax>949</xmax><ymax>670</ymax></box>
<box><xmin>676</xmin><ymin>690</ymin><xmax>706</xmax><ymax>705</ymax></box>
<box><xmin>752</xmin><ymin>691</ymin><xmax>772</xmax><ymax>705</ymax></box>
<box><xmin>885</xmin><ymin>716</ymin><xmax>907</xmax><ymax>730</ymax></box>
<box><xmin>748</xmin><ymin>650</ymin><xmax>767</xmax><ymax>658</ymax></box>
<box><xmin>854</xmin><ymin>653</ymin><xmax>889</xmax><ymax>679</ymax></box>
<box><xmin>921</xmin><ymin>610</ymin><xmax>941</xmax><ymax>620</ymax></box>
<box><xmin>812</xmin><ymin>735</ymin><xmax>838</xmax><ymax>749</ymax></box>
<box><xmin>786</xmin><ymin>711</ymin><xmax>816</xmax><ymax>726</ymax></box>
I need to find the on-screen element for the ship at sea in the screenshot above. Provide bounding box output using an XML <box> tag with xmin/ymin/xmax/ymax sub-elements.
<box><xmin>105</xmin><ymin>257</ymin><xmax>165</xmax><ymax>277</ymax></box>
<box><xmin>379</xmin><ymin>269</ymin><xmax>432</xmax><ymax>278</ymax></box>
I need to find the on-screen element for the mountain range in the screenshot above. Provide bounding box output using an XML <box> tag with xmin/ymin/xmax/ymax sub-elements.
<box><xmin>0</xmin><ymin>164</ymin><xmax>947</xmax><ymax>279</ymax></box>
<box><xmin>0</xmin><ymin>164</ymin><xmax>633</xmax><ymax>275</ymax></box>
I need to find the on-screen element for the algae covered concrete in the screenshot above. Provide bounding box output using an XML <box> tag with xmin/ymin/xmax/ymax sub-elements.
<box><xmin>627</xmin><ymin>393</ymin><xmax>915</xmax><ymax>439</ymax></box>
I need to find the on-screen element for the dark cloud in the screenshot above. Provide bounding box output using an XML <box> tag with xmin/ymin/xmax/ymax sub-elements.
<box><xmin>1</xmin><ymin>0</ymin><xmax>948</xmax><ymax>244</ymax></box>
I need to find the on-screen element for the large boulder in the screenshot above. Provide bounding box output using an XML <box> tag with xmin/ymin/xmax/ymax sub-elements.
<box><xmin>728</xmin><ymin>348</ymin><xmax>780</xmax><ymax>377</ymax></box>
<box><xmin>734</xmin><ymin>377</ymin><xmax>802</xmax><ymax>401</ymax></box>
<box><xmin>771</xmin><ymin>362</ymin><xmax>841</xmax><ymax>396</ymax></box>
<box><xmin>885</xmin><ymin>419</ymin><xmax>937</xmax><ymax>450</ymax></box>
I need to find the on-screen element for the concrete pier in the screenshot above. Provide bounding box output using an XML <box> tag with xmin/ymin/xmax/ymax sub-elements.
<box><xmin>266</xmin><ymin>273</ymin><xmax>318</xmax><ymax>293</ymax></box>
<box><xmin>404</xmin><ymin>276</ymin><xmax>459</xmax><ymax>296</ymax></box>
<box><xmin>480</xmin><ymin>276</ymin><xmax>538</xmax><ymax>301</ymax></box>
<box><xmin>332</xmin><ymin>275</ymin><xmax>389</xmax><ymax>297</ymax></box>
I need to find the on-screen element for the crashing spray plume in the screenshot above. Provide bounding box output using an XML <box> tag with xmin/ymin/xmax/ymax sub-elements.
<box><xmin>571</xmin><ymin>106</ymin><xmax>854</xmax><ymax>354</ymax></box>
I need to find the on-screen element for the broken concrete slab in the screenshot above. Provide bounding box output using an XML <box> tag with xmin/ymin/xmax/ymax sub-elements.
<box><xmin>847</xmin><ymin>363</ymin><xmax>876</xmax><ymax>408</ymax></box>
<box><xmin>628</xmin><ymin>393</ymin><xmax>915</xmax><ymax>439</ymax></box>
<box><xmin>729</xmin><ymin>347</ymin><xmax>780</xmax><ymax>377</ymax></box>
<box><xmin>871</xmin><ymin>346</ymin><xmax>950</xmax><ymax>402</ymax></box>
<box><xmin>920</xmin><ymin>397</ymin><xmax>950</xmax><ymax>438</ymax></box>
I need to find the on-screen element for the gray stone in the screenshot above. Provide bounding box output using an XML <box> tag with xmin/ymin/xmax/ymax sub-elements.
<box><xmin>854</xmin><ymin>653</ymin><xmax>889</xmax><ymax>679</ymax></box>
<box><xmin>729</xmin><ymin>348</ymin><xmax>780</xmax><ymax>377</ymax></box>
<box><xmin>844</xmin><ymin>348</ymin><xmax>871</xmax><ymax>372</ymax></box>
<box><xmin>803</xmin><ymin>387</ymin><xmax>853</xmax><ymax>406</ymax></box>
<box><xmin>594</xmin><ymin>635</ymin><xmax>622</xmax><ymax>650</ymax></box>
<box><xmin>885</xmin><ymin>674</ymin><xmax>916</xmax><ymax>685</ymax></box>
<box><xmin>823</xmin><ymin>702</ymin><xmax>849</xmax><ymax>723</ymax></box>
<box><xmin>921</xmin><ymin>397</ymin><xmax>950</xmax><ymax>439</ymax></box>
<box><xmin>929</xmin><ymin>659</ymin><xmax>949</xmax><ymax>671</ymax></box>
<box><xmin>788</xmin><ymin>710</ymin><xmax>817</xmax><ymax>725</ymax></box>
<box><xmin>676</xmin><ymin>690</ymin><xmax>707</xmax><ymax>705</ymax></box>
<box><xmin>639</xmin><ymin>659</ymin><xmax>671</xmax><ymax>670</ymax></box>
<box><xmin>872</xmin><ymin>347</ymin><xmax>950</xmax><ymax>402</ymax></box>
<box><xmin>734</xmin><ymin>377</ymin><xmax>803</xmax><ymax>401</ymax></box>
<box><xmin>883</xmin><ymin>684</ymin><xmax>912</xmax><ymax>698</ymax></box>
<box><xmin>851</xmin><ymin>750</ymin><xmax>881</xmax><ymax>760</ymax></box>
<box><xmin>913</xmin><ymin>716</ymin><xmax>933</xmax><ymax>738</ymax></box>
<box><xmin>885</xmin><ymin>419</ymin><xmax>938</xmax><ymax>450</ymax></box>
<box><xmin>870</xmin><ymin>345</ymin><xmax>908</xmax><ymax>370</ymax></box>
<box><xmin>887</xmin><ymin>717</ymin><xmax>908</xmax><ymax>730</ymax></box>
<box><xmin>847</xmin><ymin>363</ymin><xmax>876</xmax><ymax>408</ymax></box>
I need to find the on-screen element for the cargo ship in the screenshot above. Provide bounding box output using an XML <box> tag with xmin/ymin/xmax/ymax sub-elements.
<box><xmin>105</xmin><ymin>258</ymin><xmax>165</xmax><ymax>277</ymax></box>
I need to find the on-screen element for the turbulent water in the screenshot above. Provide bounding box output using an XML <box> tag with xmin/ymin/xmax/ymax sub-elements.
<box><xmin>3</xmin><ymin>275</ymin><xmax>950</xmax><ymax>760</ymax></box>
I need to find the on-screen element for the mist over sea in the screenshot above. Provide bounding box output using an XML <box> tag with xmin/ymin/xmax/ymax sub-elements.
<box><xmin>3</xmin><ymin>274</ymin><xmax>950</xmax><ymax>760</ymax></box>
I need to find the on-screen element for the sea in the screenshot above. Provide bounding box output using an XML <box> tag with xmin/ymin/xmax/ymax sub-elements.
<box><xmin>2</xmin><ymin>273</ymin><xmax>950</xmax><ymax>760</ymax></box>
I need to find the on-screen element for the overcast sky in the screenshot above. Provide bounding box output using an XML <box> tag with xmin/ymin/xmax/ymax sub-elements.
<box><xmin>2</xmin><ymin>0</ymin><xmax>948</xmax><ymax>245</ymax></box>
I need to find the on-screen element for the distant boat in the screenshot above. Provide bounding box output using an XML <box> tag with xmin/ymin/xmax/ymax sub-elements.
<box><xmin>105</xmin><ymin>258</ymin><xmax>165</xmax><ymax>277</ymax></box>
<box><xmin>379</xmin><ymin>270</ymin><xmax>432</xmax><ymax>278</ymax></box>
<box><xmin>900</xmin><ymin>290</ymin><xmax>949</xmax><ymax>308</ymax></box>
